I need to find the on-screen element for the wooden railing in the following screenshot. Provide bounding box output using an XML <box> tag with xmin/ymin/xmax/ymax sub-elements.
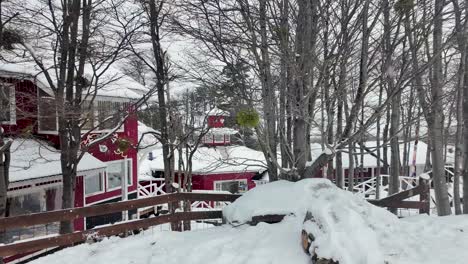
<box><xmin>0</xmin><ymin>192</ymin><xmax>241</xmax><ymax>258</ymax></box>
<box><xmin>367</xmin><ymin>178</ymin><xmax>430</xmax><ymax>214</ymax></box>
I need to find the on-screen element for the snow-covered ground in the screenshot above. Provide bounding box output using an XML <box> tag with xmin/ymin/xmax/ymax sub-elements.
<box><xmin>30</xmin><ymin>179</ymin><xmax>468</xmax><ymax>264</ymax></box>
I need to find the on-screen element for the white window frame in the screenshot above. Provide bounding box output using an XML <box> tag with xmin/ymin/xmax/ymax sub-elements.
<box><xmin>213</xmin><ymin>179</ymin><xmax>248</xmax><ymax>194</ymax></box>
<box><xmin>213</xmin><ymin>133</ymin><xmax>225</xmax><ymax>143</ymax></box>
<box><xmin>126</xmin><ymin>159</ymin><xmax>133</xmax><ymax>187</ymax></box>
<box><xmin>0</xmin><ymin>83</ymin><xmax>16</xmax><ymax>125</ymax></box>
<box><xmin>84</xmin><ymin>172</ymin><xmax>105</xmax><ymax>197</ymax></box>
<box><xmin>106</xmin><ymin>158</ymin><xmax>132</xmax><ymax>191</ymax></box>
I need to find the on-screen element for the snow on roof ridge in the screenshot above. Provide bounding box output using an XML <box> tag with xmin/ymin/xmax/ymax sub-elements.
<box><xmin>206</xmin><ymin>107</ymin><xmax>230</xmax><ymax>116</ymax></box>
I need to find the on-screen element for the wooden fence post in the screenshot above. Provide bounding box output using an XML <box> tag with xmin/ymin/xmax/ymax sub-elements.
<box><xmin>419</xmin><ymin>176</ymin><xmax>430</xmax><ymax>215</ymax></box>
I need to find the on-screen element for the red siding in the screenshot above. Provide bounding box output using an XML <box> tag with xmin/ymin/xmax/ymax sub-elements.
<box><xmin>74</xmin><ymin>176</ymin><xmax>85</xmax><ymax>231</ymax></box>
<box><xmin>2</xmin><ymin>79</ymin><xmax>38</xmax><ymax>136</ymax></box>
<box><xmin>85</xmin><ymin>113</ymin><xmax>139</xmax><ymax>204</ymax></box>
<box><xmin>192</xmin><ymin>172</ymin><xmax>257</xmax><ymax>191</ymax></box>
<box><xmin>207</xmin><ymin>115</ymin><xmax>226</xmax><ymax>128</ymax></box>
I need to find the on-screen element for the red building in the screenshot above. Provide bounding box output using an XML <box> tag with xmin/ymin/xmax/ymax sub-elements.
<box><xmin>201</xmin><ymin>107</ymin><xmax>239</xmax><ymax>146</ymax></box>
<box><xmin>138</xmin><ymin>107</ymin><xmax>266</xmax><ymax>198</ymax></box>
<box><xmin>0</xmin><ymin>67</ymin><xmax>145</xmax><ymax>252</ymax></box>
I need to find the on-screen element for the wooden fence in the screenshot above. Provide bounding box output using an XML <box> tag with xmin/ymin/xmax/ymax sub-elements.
<box><xmin>367</xmin><ymin>178</ymin><xmax>430</xmax><ymax>214</ymax></box>
<box><xmin>0</xmin><ymin>192</ymin><xmax>241</xmax><ymax>258</ymax></box>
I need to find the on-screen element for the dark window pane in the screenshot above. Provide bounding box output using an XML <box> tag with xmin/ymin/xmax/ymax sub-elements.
<box><xmin>38</xmin><ymin>96</ymin><xmax>57</xmax><ymax>131</ymax></box>
<box><xmin>0</xmin><ymin>84</ymin><xmax>11</xmax><ymax>122</ymax></box>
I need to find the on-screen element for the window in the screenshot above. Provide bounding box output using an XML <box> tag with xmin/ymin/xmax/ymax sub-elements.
<box><xmin>97</xmin><ymin>101</ymin><xmax>127</xmax><ymax>130</ymax></box>
<box><xmin>214</xmin><ymin>180</ymin><xmax>248</xmax><ymax>194</ymax></box>
<box><xmin>81</xmin><ymin>100</ymin><xmax>95</xmax><ymax>130</ymax></box>
<box><xmin>85</xmin><ymin>172</ymin><xmax>104</xmax><ymax>195</ymax></box>
<box><xmin>0</xmin><ymin>83</ymin><xmax>15</xmax><ymax>124</ymax></box>
<box><xmin>107</xmin><ymin>159</ymin><xmax>132</xmax><ymax>190</ymax></box>
<box><xmin>38</xmin><ymin>95</ymin><xmax>57</xmax><ymax>131</ymax></box>
<box><xmin>126</xmin><ymin>159</ymin><xmax>133</xmax><ymax>187</ymax></box>
<box><xmin>6</xmin><ymin>187</ymin><xmax>62</xmax><ymax>243</ymax></box>
<box><xmin>203</xmin><ymin>134</ymin><xmax>213</xmax><ymax>144</ymax></box>
<box><xmin>214</xmin><ymin>134</ymin><xmax>224</xmax><ymax>143</ymax></box>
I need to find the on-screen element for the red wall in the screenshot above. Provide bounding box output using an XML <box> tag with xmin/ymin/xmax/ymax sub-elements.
<box><xmin>192</xmin><ymin>172</ymin><xmax>257</xmax><ymax>191</ymax></box>
<box><xmin>74</xmin><ymin>177</ymin><xmax>85</xmax><ymax>231</ymax></box>
<box><xmin>1</xmin><ymin>78</ymin><xmax>38</xmax><ymax>135</ymax></box>
<box><xmin>85</xmin><ymin>113</ymin><xmax>138</xmax><ymax>204</ymax></box>
<box><xmin>207</xmin><ymin>115</ymin><xmax>226</xmax><ymax>128</ymax></box>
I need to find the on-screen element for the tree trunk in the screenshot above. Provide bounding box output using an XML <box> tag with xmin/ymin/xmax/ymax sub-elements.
<box><xmin>259</xmin><ymin>0</ymin><xmax>278</xmax><ymax>181</ymax></box>
<box><xmin>0</xmin><ymin>132</ymin><xmax>11</xmax><ymax>264</ymax></box>
<box><xmin>430</xmin><ymin>0</ymin><xmax>451</xmax><ymax>215</ymax></box>
<box><xmin>279</xmin><ymin>0</ymin><xmax>290</xmax><ymax>169</ymax></box>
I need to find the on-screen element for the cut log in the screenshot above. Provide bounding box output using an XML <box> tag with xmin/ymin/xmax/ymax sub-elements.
<box><xmin>249</xmin><ymin>214</ymin><xmax>286</xmax><ymax>226</ymax></box>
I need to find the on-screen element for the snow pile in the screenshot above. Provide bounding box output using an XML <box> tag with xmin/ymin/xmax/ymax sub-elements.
<box><xmin>224</xmin><ymin>179</ymin><xmax>396</xmax><ymax>263</ymax></box>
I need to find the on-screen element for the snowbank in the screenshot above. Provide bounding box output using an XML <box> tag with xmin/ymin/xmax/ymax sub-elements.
<box><xmin>224</xmin><ymin>179</ymin><xmax>397</xmax><ymax>263</ymax></box>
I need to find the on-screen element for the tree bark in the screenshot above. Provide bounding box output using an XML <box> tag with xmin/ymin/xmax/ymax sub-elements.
<box><xmin>429</xmin><ymin>0</ymin><xmax>451</xmax><ymax>215</ymax></box>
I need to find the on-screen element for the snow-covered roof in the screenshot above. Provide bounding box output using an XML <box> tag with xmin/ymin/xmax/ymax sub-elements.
<box><xmin>139</xmin><ymin>145</ymin><xmax>266</xmax><ymax>181</ymax></box>
<box><xmin>206</xmin><ymin>107</ymin><xmax>230</xmax><ymax>116</ymax></box>
<box><xmin>0</xmin><ymin>61</ymin><xmax>147</xmax><ymax>100</ymax></box>
<box><xmin>310</xmin><ymin>141</ymin><xmax>433</xmax><ymax>169</ymax></box>
<box><xmin>8</xmin><ymin>138</ymin><xmax>106</xmax><ymax>183</ymax></box>
<box><xmin>137</xmin><ymin>122</ymin><xmax>159</xmax><ymax>149</ymax></box>
<box><xmin>207</xmin><ymin>127</ymin><xmax>239</xmax><ymax>135</ymax></box>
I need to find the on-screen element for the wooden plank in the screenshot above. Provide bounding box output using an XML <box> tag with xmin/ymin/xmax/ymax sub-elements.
<box><xmin>0</xmin><ymin>211</ymin><xmax>223</xmax><ymax>257</ymax></box>
<box><xmin>0</xmin><ymin>192</ymin><xmax>240</xmax><ymax>230</ymax></box>
<box><xmin>250</xmin><ymin>214</ymin><xmax>286</xmax><ymax>225</ymax></box>
<box><xmin>374</xmin><ymin>184</ymin><xmax>425</xmax><ymax>204</ymax></box>
<box><xmin>181</xmin><ymin>192</ymin><xmax>241</xmax><ymax>202</ymax></box>
<box><xmin>368</xmin><ymin>200</ymin><xmax>426</xmax><ymax>209</ymax></box>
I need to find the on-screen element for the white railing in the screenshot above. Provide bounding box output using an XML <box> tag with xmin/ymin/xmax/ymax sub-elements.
<box><xmin>352</xmin><ymin>175</ymin><xmax>421</xmax><ymax>199</ymax></box>
<box><xmin>137</xmin><ymin>179</ymin><xmax>166</xmax><ymax>199</ymax></box>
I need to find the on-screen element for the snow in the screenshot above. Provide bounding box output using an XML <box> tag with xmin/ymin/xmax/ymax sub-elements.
<box><xmin>137</xmin><ymin>122</ymin><xmax>159</xmax><ymax>149</ymax></box>
<box><xmin>29</xmin><ymin>217</ymin><xmax>309</xmax><ymax>264</ymax></box>
<box><xmin>207</xmin><ymin>127</ymin><xmax>239</xmax><ymax>135</ymax></box>
<box><xmin>8</xmin><ymin>138</ymin><xmax>106</xmax><ymax>182</ymax></box>
<box><xmin>28</xmin><ymin>178</ymin><xmax>468</xmax><ymax>264</ymax></box>
<box><xmin>139</xmin><ymin>145</ymin><xmax>267</xmax><ymax>181</ymax></box>
<box><xmin>224</xmin><ymin>179</ymin><xmax>468</xmax><ymax>264</ymax></box>
<box><xmin>206</xmin><ymin>107</ymin><xmax>230</xmax><ymax>116</ymax></box>
<box><xmin>310</xmin><ymin>141</ymin><xmax>435</xmax><ymax>176</ymax></box>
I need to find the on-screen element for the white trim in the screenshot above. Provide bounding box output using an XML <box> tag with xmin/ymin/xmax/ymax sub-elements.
<box><xmin>0</xmin><ymin>83</ymin><xmax>16</xmax><ymax>125</ymax></box>
<box><xmin>213</xmin><ymin>179</ymin><xmax>248</xmax><ymax>193</ymax></box>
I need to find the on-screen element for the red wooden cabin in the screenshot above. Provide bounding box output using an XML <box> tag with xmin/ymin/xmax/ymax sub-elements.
<box><xmin>0</xmin><ymin>67</ymin><xmax>146</xmax><ymax>257</ymax></box>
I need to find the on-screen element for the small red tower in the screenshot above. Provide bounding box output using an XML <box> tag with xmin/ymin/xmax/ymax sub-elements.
<box><xmin>203</xmin><ymin>107</ymin><xmax>237</xmax><ymax>146</ymax></box>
